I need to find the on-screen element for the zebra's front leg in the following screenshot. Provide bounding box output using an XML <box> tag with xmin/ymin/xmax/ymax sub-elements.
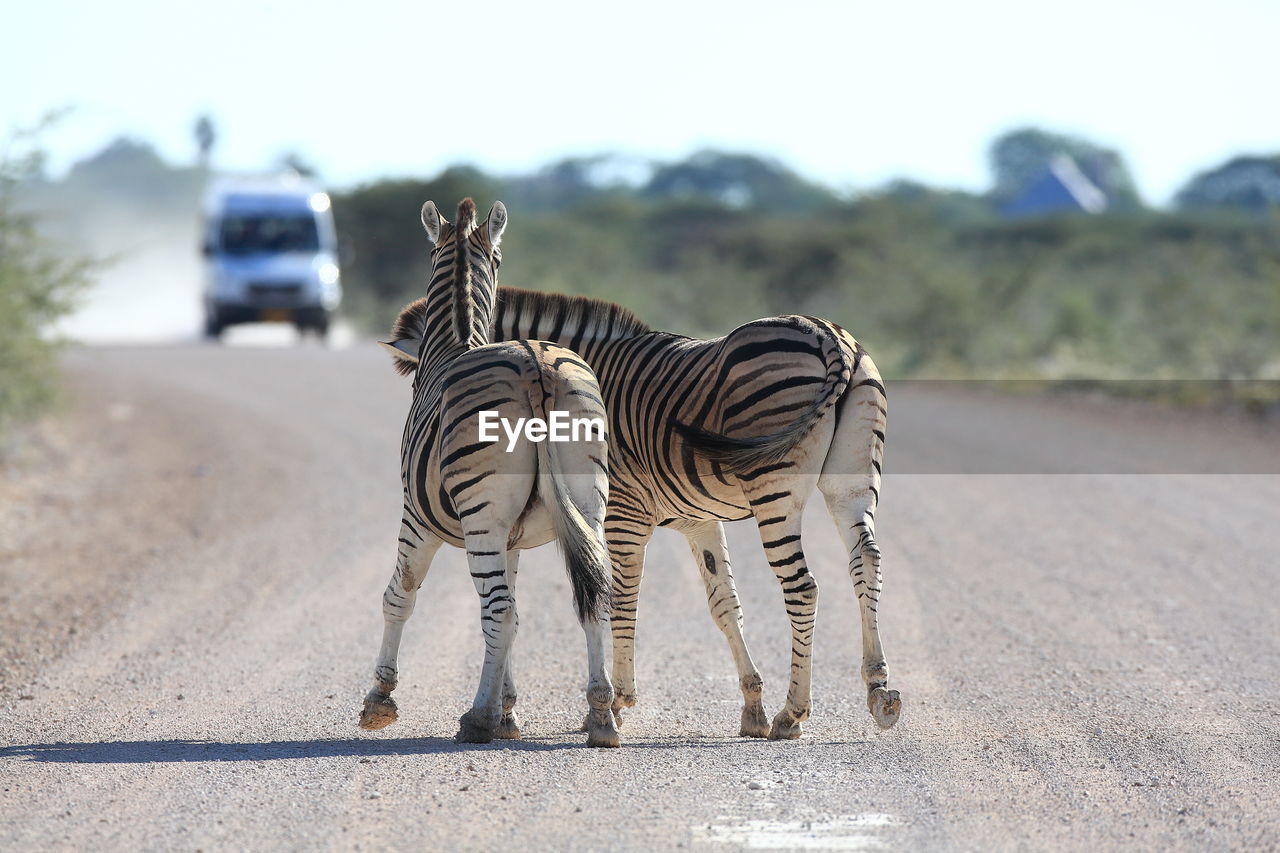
<box><xmin>494</xmin><ymin>550</ymin><xmax>523</xmax><ymax>740</ymax></box>
<box><xmin>456</xmin><ymin>534</ymin><xmax>518</xmax><ymax>744</ymax></box>
<box><xmin>606</xmin><ymin>529</ymin><xmax>653</xmax><ymax>725</ymax></box>
<box><xmin>674</xmin><ymin>520</ymin><xmax>769</xmax><ymax>738</ymax></box>
<box><xmin>359</xmin><ymin>520</ymin><xmax>443</xmax><ymax>730</ymax></box>
<box><xmin>756</xmin><ymin>511</ymin><xmax>818</xmax><ymax>740</ymax></box>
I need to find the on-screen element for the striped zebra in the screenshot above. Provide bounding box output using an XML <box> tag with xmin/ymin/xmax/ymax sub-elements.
<box><xmin>357</xmin><ymin>198</ymin><xmax>620</xmax><ymax>747</ymax></box>
<box><xmin>385</xmin><ymin>282</ymin><xmax>900</xmax><ymax>738</ymax></box>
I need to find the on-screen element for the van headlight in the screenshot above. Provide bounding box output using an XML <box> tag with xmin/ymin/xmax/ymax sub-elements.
<box><xmin>318</xmin><ymin>263</ymin><xmax>340</xmax><ymax>285</ymax></box>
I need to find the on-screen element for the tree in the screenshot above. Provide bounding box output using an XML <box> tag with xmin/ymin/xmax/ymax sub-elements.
<box><xmin>502</xmin><ymin>154</ymin><xmax>650</xmax><ymax>212</ymax></box>
<box><xmin>1175</xmin><ymin>155</ymin><xmax>1280</xmax><ymax>214</ymax></box>
<box><xmin>644</xmin><ymin>150</ymin><xmax>836</xmax><ymax>212</ymax></box>
<box><xmin>193</xmin><ymin>114</ymin><xmax>216</xmax><ymax>167</ymax></box>
<box><xmin>332</xmin><ymin>165</ymin><xmax>501</xmax><ymax>306</ymax></box>
<box><xmin>0</xmin><ymin>129</ymin><xmax>90</xmax><ymax>434</ymax></box>
<box><xmin>989</xmin><ymin>128</ymin><xmax>1141</xmax><ymax>209</ymax></box>
<box><xmin>278</xmin><ymin>150</ymin><xmax>319</xmax><ymax>179</ymax></box>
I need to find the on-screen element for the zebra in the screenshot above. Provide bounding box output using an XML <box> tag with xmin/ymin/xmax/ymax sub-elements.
<box><xmin>384</xmin><ymin>282</ymin><xmax>900</xmax><ymax>739</ymax></box>
<box><xmin>357</xmin><ymin>198</ymin><xmax>620</xmax><ymax>747</ymax></box>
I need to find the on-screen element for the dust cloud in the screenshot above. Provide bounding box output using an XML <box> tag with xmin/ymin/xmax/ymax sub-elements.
<box><xmin>57</xmin><ymin>214</ymin><xmax>204</xmax><ymax>343</ymax></box>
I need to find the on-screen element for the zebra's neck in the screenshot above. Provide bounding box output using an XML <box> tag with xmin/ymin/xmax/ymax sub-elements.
<box><xmin>419</xmin><ymin>239</ymin><xmax>497</xmax><ymax>367</ymax></box>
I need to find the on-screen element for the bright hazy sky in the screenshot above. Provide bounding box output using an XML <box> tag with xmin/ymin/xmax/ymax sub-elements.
<box><xmin>4</xmin><ymin>0</ymin><xmax>1276</xmax><ymax>204</ymax></box>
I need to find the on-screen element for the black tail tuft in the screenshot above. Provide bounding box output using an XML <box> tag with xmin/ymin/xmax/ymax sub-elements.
<box><xmin>672</xmin><ymin>420</ymin><xmax>806</xmax><ymax>474</ymax></box>
<box><xmin>563</xmin><ymin>535</ymin><xmax>611</xmax><ymax>623</ymax></box>
<box><xmin>674</xmin><ymin>321</ymin><xmax>853</xmax><ymax>475</ymax></box>
<box><xmin>534</xmin><ymin>432</ymin><xmax>611</xmax><ymax>622</ymax></box>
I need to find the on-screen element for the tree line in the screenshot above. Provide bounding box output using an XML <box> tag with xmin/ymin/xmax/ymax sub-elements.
<box><xmin>333</xmin><ymin>130</ymin><xmax>1280</xmax><ymax>384</ymax></box>
<box><xmin>4</xmin><ymin>125</ymin><xmax>1278</xmax><ymax>437</ymax></box>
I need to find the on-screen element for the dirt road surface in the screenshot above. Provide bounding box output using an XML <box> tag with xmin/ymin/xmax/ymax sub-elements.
<box><xmin>3</xmin><ymin>344</ymin><xmax>1278</xmax><ymax>851</ymax></box>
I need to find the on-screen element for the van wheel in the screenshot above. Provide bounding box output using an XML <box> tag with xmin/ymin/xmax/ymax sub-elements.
<box><xmin>297</xmin><ymin>314</ymin><xmax>330</xmax><ymax>343</ymax></box>
<box><xmin>204</xmin><ymin>313</ymin><xmax>224</xmax><ymax>341</ymax></box>
<box><xmin>297</xmin><ymin>320</ymin><xmax>329</xmax><ymax>344</ymax></box>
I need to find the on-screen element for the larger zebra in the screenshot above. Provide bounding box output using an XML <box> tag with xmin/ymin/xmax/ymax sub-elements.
<box><xmin>385</xmin><ymin>278</ymin><xmax>900</xmax><ymax>738</ymax></box>
<box><xmin>357</xmin><ymin>198</ymin><xmax>620</xmax><ymax>747</ymax></box>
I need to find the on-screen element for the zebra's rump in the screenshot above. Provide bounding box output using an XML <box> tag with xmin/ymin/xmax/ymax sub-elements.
<box><xmin>593</xmin><ymin>315</ymin><xmax>855</xmax><ymax>518</ymax></box>
<box><xmin>675</xmin><ymin>315</ymin><xmax>850</xmax><ymax>435</ymax></box>
<box><xmin>400</xmin><ymin>340</ymin><xmax>606</xmax><ymax>548</ymax></box>
<box><xmin>489</xmin><ymin>286</ymin><xmax>877</xmax><ymax>524</ymax></box>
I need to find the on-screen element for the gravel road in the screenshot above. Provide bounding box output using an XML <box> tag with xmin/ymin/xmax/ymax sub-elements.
<box><xmin>2</xmin><ymin>343</ymin><xmax>1278</xmax><ymax>851</ymax></box>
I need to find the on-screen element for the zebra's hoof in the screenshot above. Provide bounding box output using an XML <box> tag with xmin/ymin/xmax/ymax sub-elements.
<box><xmin>868</xmin><ymin>687</ymin><xmax>901</xmax><ymax>729</ymax></box>
<box><xmin>586</xmin><ymin>709</ymin><xmax>621</xmax><ymax>748</ymax></box>
<box><xmin>358</xmin><ymin>692</ymin><xmax>398</xmax><ymax>731</ymax></box>
<box><xmin>495</xmin><ymin>712</ymin><xmax>522</xmax><ymax>740</ymax></box>
<box><xmin>608</xmin><ymin>693</ymin><xmax>635</xmax><ymax>729</ymax></box>
<box><xmin>740</xmin><ymin>702</ymin><xmax>770</xmax><ymax>738</ymax></box>
<box><xmin>768</xmin><ymin>711</ymin><xmax>803</xmax><ymax>740</ymax></box>
<box><xmin>583</xmin><ymin>709</ymin><xmax>625</xmax><ymax>731</ymax></box>
<box><xmin>455</xmin><ymin>709</ymin><xmax>496</xmax><ymax>744</ymax></box>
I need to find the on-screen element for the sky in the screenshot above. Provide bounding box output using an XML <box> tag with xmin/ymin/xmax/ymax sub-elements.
<box><xmin>3</xmin><ymin>0</ymin><xmax>1277</xmax><ymax>204</ymax></box>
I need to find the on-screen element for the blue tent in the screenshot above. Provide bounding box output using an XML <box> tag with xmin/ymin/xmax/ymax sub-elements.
<box><xmin>1002</xmin><ymin>155</ymin><xmax>1108</xmax><ymax>218</ymax></box>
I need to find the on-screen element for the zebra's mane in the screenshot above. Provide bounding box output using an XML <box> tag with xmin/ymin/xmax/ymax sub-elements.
<box><xmin>496</xmin><ymin>287</ymin><xmax>651</xmax><ymax>341</ymax></box>
<box><xmin>452</xmin><ymin>198</ymin><xmax>478</xmax><ymax>347</ymax></box>
<box><xmin>384</xmin><ymin>287</ymin><xmax>651</xmax><ymax>376</ymax></box>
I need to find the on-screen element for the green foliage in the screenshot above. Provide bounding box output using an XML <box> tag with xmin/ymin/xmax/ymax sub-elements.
<box><xmin>0</xmin><ymin>134</ymin><xmax>91</xmax><ymax>434</ymax></box>
<box><xmin>333</xmin><ymin>150</ymin><xmax>1278</xmax><ymax>383</ymax></box>
<box><xmin>643</xmin><ymin>150</ymin><xmax>836</xmax><ymax>212</ymax></box>
<box><xmin>1175</xmin><ymin>155</ymin><xmax>1280</xmax><ymax>213</ymax></box>
<box><xmin>990</xmin><ymin>127</ymin><xmax>1142</xmax><ymax>209</ymax></box>
<box><xmin>334</xmin><ymin>167</ymin><xmax>502</xmax><ymax>330</ymax></box>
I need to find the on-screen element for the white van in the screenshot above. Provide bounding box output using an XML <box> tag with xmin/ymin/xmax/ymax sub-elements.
<box><xmin>201</xmin><ymin>177</ymin><xmax>341</xmax><ymax>339</ymax></box>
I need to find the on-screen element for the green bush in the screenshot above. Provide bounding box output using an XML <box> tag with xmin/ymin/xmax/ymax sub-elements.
<box><xmin>0</xmin><ymin>137</ymin><xmax>90</xmax><ymax>435</ymax></box>
<box><xmin>334</xmin><ymin>168</ymin><xmax>1280</xmax><ymax>385</ymax></box>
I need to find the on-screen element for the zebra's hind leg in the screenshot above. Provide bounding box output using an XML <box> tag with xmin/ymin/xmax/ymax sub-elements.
<box><xmin>818</xmin><ymin>348</ymin><xmax>899</xmax><ymax>729</ymax></box>
<box><xmin>674</xmin><ymin>520</ymin><xmax>769</xmax><ymax>738</ymax></box>
<box><xmin>753</xmin><ymin>497</ymin><xmax>819</xmax><ymax>740</ymax></box>
<box><xmin>606</xmin><ymin>529</ymin><xmax>654</xmax><ymax>726</ymax></box>
<box><xmin>581</xmin><ymin>609</ymin><xmax>620</xmax><ymax>748</ymax></box>
<box><xmin>823</xmin><ymin>490</ymin><xmax>900</xmax><ymax>730</ymax></box>
<box><xmin>494</xmin><ymin>550</ymin><xmax>523</xmax><ymax>740</ymax></box>
<box><xmin>456</xmin><ymin>532</ymin><xmax>518</xmax><ymax>744</ymax></box>
<box><xmin>359</xmin><ymin>518</ymin><xmax>443</xmax><ymax>730</ymax></box>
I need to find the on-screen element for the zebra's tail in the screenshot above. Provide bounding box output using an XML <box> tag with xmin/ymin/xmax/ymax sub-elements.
<box><xmin>532</xmin><ymin>399</ymin><xmax>611</xmax><ymax>624</ymax></box>
<box><xmin>673</xmin><ymin>320</ymin><xmax>854</xmax><ymax>475</ymax></box>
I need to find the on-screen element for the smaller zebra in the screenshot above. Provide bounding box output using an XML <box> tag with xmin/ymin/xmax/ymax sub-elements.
<box><xmin>358</xmin><ymin>198</ymin><xmax>619</xmax><ymax>747</ymax></box>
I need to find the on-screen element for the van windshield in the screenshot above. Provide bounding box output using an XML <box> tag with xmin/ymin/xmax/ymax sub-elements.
<box><xmin>219</xmin><ymin>214</ymin><xmax>320</xmax><ymax>254</ymax></box>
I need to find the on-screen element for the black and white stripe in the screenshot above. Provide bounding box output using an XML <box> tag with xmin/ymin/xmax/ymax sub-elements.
<box><xmin>358</xmin><ymin>199</ymin><xmax>621</xmax><ymax>747</ymax></box>
<box><xmin>488</xmin><ymin>286</ymin><xmax>900</xmax><ymax>736</ymax></box>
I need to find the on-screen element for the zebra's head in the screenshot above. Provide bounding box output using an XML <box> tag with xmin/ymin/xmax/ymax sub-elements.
<box><xmin>421</xmin><ymin>197</ymin><xmax>507</xmax><ymax>348</ymax></box>
<box><xmin>380</xmin><ymin>198</ymin><xmax>508</xmax><ymax>374</ymax></box>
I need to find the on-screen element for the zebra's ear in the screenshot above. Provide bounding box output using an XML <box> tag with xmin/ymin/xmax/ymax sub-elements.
<box><xmin>486</xmin><ymin>201</ymin><xmax>508</xmax><ymax>247</ymax></box>
<box><xmin>421</xmin><ymin>201</ymin><xmax>444</xmax><ymax>245</ymax></box>
<box><xmin>379</xmin><ymin>338</ymin><xmax>420</xmax><ymax>376</ymax></box>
